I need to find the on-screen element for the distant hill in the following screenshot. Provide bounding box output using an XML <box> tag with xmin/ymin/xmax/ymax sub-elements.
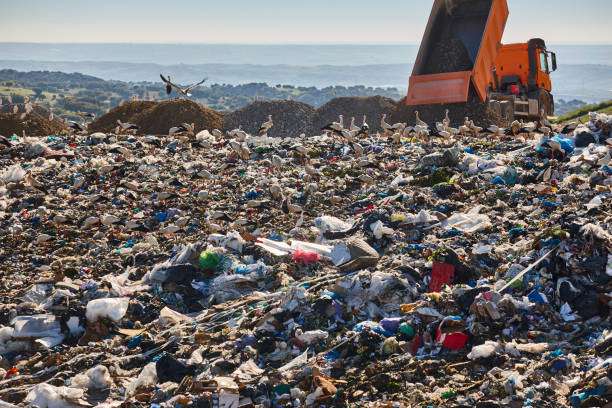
<box><xmin>0</xmin><ymin>69</ymin><xmax>404</xmax><ymax>121</ymax></box>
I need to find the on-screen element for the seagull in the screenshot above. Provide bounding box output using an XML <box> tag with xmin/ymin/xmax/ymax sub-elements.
<box><xmin>159</xmin><ymin>74</ymin><xmax>207</xmax><ymax>98</ymax></box>
<box><xmin>258</xmin><ymin>115</ymin><xmax>273</xmax><ymax>134</ymax></box>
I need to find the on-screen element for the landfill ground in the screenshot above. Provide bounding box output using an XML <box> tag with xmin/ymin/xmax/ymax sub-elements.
<box><xmin>0</xmin><ymin>107</ymin><xmax>611</xmax><ymax>408</ymax></box>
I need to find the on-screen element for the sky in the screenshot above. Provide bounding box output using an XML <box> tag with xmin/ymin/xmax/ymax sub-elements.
<box><xmin>0</xmin><ymin>0</ymin><xmax>610</xmax><ymax>44</ymax></box>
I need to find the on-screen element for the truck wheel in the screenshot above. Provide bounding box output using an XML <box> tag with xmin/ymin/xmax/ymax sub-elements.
<box><xmin>500</xmin><ymin>101</ymin><xmax>514</xmax><ymax>122</ymax></box>
<box><xmin>534</xmin><ymin>90</ymin><xmax>554</xmax><ymax>116</ymax></box>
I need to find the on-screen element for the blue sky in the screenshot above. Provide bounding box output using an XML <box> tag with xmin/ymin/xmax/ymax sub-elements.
<box><xmin>1</xmin><ymin>0</ymin><xmax>610</xmax><ymax>44</ymax></box>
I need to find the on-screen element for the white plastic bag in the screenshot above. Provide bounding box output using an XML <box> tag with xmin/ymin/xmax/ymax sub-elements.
<box><xmin>86</xmin><ymin>297</ymin><xmax>129</xmax><ymax>322</ymax></box>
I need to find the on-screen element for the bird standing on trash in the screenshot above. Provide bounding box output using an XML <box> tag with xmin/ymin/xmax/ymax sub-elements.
<box><xmin>258</xmin><ymin>115</ymin><xmax>273</xmax><ymax>135</ymax></box>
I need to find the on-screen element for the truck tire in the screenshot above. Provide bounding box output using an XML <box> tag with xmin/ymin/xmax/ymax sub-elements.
<box><xmin>531</xmin><ymin>90</ymin><xmax>554</xmax><ymax>116</ymax></box>
<box><xmin>500</xmin><ymin>100</ymin><xmax>514</xmax><ymax>122</ymax></box>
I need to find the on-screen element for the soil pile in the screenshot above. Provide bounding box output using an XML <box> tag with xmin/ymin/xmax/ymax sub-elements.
<box><xmin>0</xmin><ymin>104</ymin><xmax>65</xmax><ymax>127</ymax></box>
<box><xmin>311</xmin><ymin>96</ymin><xmax>395</xmax><ymax>135</ymax></box>
<box><xmin>422</xmin><ymin>37</ymin><xmax>473</xmax><ymax>75</ymax></box>
<box><xmin>390</xmin><ymin>87</ymin><xmax>506</xmax><ymax>128</ymax></box>
<box><xmin>224</xmin><ymin>100</ymin><xmax>315</xmax><ymax>138</ymax></box>
<box><xmin>133</xmin><ymin>99</ymin><xmax>224</xmax><ymax>135</ymax></box>
<box><xmin>88</xmin><ymin>101</ymin><xmax>156</xmax><ymax>133</ymax></box>
<box><xmin>0</xmin><ymin>112</ymin><xmax>63</xmax><ymax>136</ymax></box>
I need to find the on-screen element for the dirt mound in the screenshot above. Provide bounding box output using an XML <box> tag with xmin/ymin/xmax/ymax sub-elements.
<box><xmin>0</xmin><ymin>113</ymin><xmax>64</xmax><ymax>136</ymax></box>
<box><xmin>133</xmin><ymin>99</ymin><xmax>224</xmax><ymax>135</ymax></box>
<box><xmin>423</xmin><ymin>37</ymin><xmax>473</xmax><ymax>75</ymax></box>
<box><xmin>389</xmin><ymin>87</ymin><xmax>506</xmax><ymax>129</ymax></box>
<box><xmin>89</xmin><ymin>101</ymin><xmax>156</xmax><ymax>133</ymax></box>
<box><xmin>311</xmin><ymin>96</ymin><xmax>395</xmax><ymax>135</ymax></box>
<box><xmin>224</xmin><ymin>100</ymin><xmax>315</xmax><ymax>138</ymax></box>
<box><xmin>0</xmin><ymin>104</ymin><xmax>65</xmax><ymax>127</ymax></box>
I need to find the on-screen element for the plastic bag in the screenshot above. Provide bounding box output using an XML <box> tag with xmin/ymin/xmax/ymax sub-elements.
<box><xmin>86</xmin><ymin>297</ymin><xmax>129</xmax><ymax>322</ymax></box>
<box><xmin>293</xmin><ymin>250</ymin><xmax>321</xmax><ymax>265</ymax></box>
<box><xmin>25</xmin><ymin>383</ymin><xmax>85</xmax><ymax>408</ymax></box>
<box><xmin>71</xmin><ymin>365</ymin><xmax>112</xmax><ymax>390</ymax></box>
<box><xmin>125</xmin><ymin>362</ymin><xmax>157</xmax><ymax>397</ymax></box>
<box><xmin>1</xmin><ymin>164</ymin><xmax>26</xmax><ymax>183</ymax></box>
<box><xmin>11</xmin><ymin>314</ymin><xmax>61</xmax><ymax>338</ymax></box>
<box><xmin>467</xmin><ymin>340</ymin><xmax>502</xmax><ymax>359</ymax></box>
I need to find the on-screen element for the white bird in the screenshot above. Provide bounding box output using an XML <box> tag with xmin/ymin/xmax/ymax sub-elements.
<box><xmin>442</xmin><ymin>109</ymin><xmax>451</xmax><ymax>128</ymax></box>
<box><xmin>101</xmin><ymin>214</ymin><xmax>120</xmax><ymax>226</ymax></box>
<box><xmin>82</xmin><ymin>216</ymin><xmax>100</xmax><ymax>228</ymax></box>
<box><xmin>116</xmin><ymin>120</ymin><xmax>139</xmax><ymax>134</ymax></box>
<box><xmin>271</xmin><ymin>154</ymin><xmax>284</xmax><ymax>171</ymax></box>
<box><xmin>349</xmin><ymin>117</ymin><xmax>360</xmax><ymax>133</ymax></box>
<box><xmin>359</xmin><ymin>115</ymin><xmax>370</xmax><ymax>136</ymax></box>
<box><xmin>321</xmin><ymin>115</ymin><xmax>344</xmax><ymax>133</ymax></box>
<box><xmin>211</xmin><ymin>129</ymin><xmax>223</xmax><ymax>139</ymax></box>
<box><xmin>341</xmin><ymin>129</ymin><xmax>358</xmax><ymax>143</ymax></box>
<box><xmin>541</xmin><ymin>138</ymin><xmax>565</xmax><ymax>160</ymax></box>
<box><xmin>258</xmin><ymin>115</ymin><xmax>273</xmax><ymax>134</ymax></box>
<box><xmin>270</xmin><ymin>184</ymin><xmax>283</xmax><ymax>200</ymax></box>
<box><xmin>380</xmin><ymin>114</ymin><xmax>394</xmax><ymax>134</ymax></box>
<box><xmin>468</xmin><ymin>120</ymin><xmax>483</xmax><ymax>136</ymax></box>
<box><xmin>561</xmin><ymin>122</ymin><xmax>579</xmax><ymax>135</ymax></box>
<box><xmin>350</xmin><ymin>142</ymin><xmax>364</xmax><ymax>158</ymax></box>
<box><xmin>391</xmin><ymin>132</ymin><xmax>402</xmax><ymax>144</ymax></box>
<box><xmin>509</xmin><ymin>120</ymin><xmax>521</xmax><ymax>136</ymax></box>
<box><xmin>159</xmin><ymin>74</ymin><xmax>206</xmax><ymax>98</ymax></box>
<box><xmin>169</xmin><ymin>123</ymin><xmax>194</xmax><ymax>136</ymax></box>
<box><xmin>488</xmin><ymin>125</ymin><xmax>505</xmax><ymax>139</ymax></box>
<box><xmin>415</xmin><ymin>111</ymin><xmax>428</xmax><ymax>128</ymax></box>
<box><xmin>12</xmin><ymin>105</ymin><xmax>18</xmax><ymax>114</ymax></box>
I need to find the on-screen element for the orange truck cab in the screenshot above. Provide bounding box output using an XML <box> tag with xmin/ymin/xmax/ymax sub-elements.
<box><xmin>492</xmin><ymin>39</ymin><xmax>557</xmax><ymax>117</ymax></box>
<box><xmin>406</xmin><ymin>0</ymin><xmax>557</xmax><ymax>121</ymax></box>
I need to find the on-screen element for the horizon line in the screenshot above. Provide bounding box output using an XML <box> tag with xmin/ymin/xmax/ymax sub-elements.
<box><xmin>1</xmin><ymin>41</ymin><xmax>612</xmax><ymax>46</ymax></box>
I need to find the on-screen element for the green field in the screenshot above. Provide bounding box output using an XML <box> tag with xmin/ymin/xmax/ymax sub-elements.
<box><xmin>554</xmin><ymin>99</ymin><xmax>612</xmax><ymax>124</ymax></box>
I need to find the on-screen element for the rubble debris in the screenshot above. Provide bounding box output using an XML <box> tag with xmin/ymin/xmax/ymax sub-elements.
<box><xmin>0</xmin><ymin>104</ymin><xmax>610</xmax><ymax>407</ymax></box>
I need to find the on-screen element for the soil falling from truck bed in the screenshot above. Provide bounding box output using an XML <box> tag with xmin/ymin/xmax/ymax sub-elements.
<box><xmin>389</xmin><ymin>87</ymin><xmax>506</xmax><ymax>128</ymax></box>
<box><xmin>423</xmin><ymin>37</ymin><xmax>473</xmax><ymax>75</ymax></box>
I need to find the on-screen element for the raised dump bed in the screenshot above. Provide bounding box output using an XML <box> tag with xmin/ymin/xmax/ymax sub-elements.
<box><xmin>406</xmin><ymin>0</ymin><xmax>508</xmax><ymax>105</ymax></box>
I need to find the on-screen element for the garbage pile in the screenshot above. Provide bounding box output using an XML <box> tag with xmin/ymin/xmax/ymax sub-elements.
<box><xmin>0</xmin><ymin>108</ymin><xmax>610</xmax><ymax>408</ymax></box>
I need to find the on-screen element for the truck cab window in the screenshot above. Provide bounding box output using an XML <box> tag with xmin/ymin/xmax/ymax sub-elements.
<box><xmin>539</xmin><ymin>52</ymin><xmax>549</xmax><ymax>73</ymax></box>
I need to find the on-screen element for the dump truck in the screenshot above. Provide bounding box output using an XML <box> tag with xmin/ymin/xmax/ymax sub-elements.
<box><xmin>405</xmin><ymin>0</ymin><xmax>557</xmax><ymax>122</ymax></box>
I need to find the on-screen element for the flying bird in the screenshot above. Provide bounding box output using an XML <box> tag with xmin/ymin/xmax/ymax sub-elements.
<box><xmin>159</xmin><ymin>74</ymin><xmax>207</xmax><ymax>98</ymax></box>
